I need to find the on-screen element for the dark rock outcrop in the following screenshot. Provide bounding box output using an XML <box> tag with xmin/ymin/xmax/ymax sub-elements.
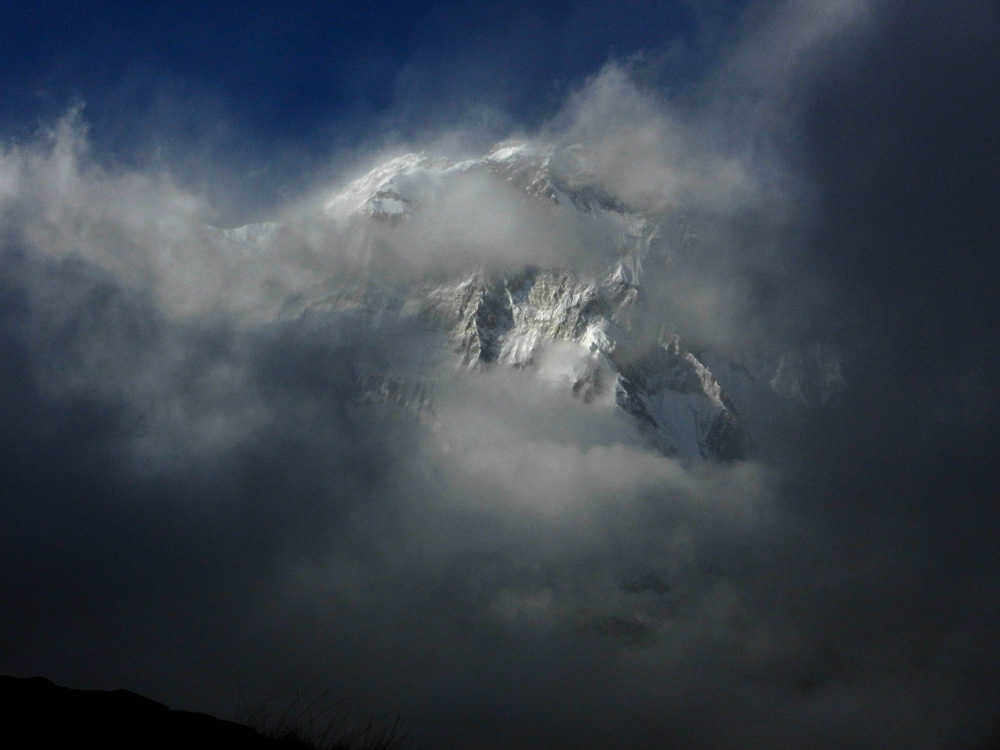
<box><xmin>0</xmin><ymin>676</ymin><xmax>288</xmax><ymax>747</ymax></box>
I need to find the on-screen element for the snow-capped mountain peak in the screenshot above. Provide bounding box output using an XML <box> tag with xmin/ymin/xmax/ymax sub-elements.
<box><xmin>229</xmin><ymin>139</ymin><xmax>841</xmax><ymax>462</ymax></box>
<box><xmin>323</xmin><ymin>151</ymin><xmax>461</xmax><ymax>220</ymax></box>
<box><xmin>322</xmin><ymin>139</ymin><xmax>618</xmax><ymax>222</ymax></box>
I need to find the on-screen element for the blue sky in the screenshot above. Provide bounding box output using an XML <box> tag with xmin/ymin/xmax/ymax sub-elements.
<box><xmin>0</xmin><ymin>1</ymin><xmax>745</xmax><ymax>217</ymax></box>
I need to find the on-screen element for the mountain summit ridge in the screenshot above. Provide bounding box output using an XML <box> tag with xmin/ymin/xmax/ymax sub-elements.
<box><xmin>229</xmin><ymin>140</ymin><xmax>842</xmax><ymax>461</ymax></box>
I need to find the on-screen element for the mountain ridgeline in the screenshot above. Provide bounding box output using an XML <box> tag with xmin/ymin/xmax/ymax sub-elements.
<box><xmin>226</xmin><ymin>141</ymin><xmax>844</xmax><ymax>462</ymax></box>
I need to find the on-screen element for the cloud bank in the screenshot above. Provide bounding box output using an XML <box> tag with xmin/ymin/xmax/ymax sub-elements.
<box><xmin>1</xmin><ymin>2</ymin><xmax>998</xmax><ymax>748</ymax></box>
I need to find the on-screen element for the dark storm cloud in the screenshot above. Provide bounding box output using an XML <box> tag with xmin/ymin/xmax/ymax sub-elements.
<box><xmin>2</xmin><ymin>2</ymin><xmax>999</xmax><ymax>749</ymax></box>
<box><xmin>738</xmin><ymin>3</ymin><xmax>1000</xmax><ymax>747</ymax></box>
<box><xmin>748</xmin><ymin>0</ymin><xmax>1000</xmax><ymax>526</ymax></box>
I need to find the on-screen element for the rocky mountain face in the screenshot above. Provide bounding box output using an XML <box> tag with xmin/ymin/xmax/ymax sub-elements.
<box><xmin>229</xmin><ymin>141</ymin><xmax>844</xmax><ymax>462</ymax></box>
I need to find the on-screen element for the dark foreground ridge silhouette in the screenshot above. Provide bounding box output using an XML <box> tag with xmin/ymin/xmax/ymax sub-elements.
<box><xmin>0</xmin><ymin>675</ymin><xmax>289</xmax><ymax>747</ymax></box>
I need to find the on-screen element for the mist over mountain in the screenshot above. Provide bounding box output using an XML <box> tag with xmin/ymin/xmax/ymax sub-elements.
<box><xmin>1</xmin><ymin>2</ymin><xmax>998</xmax><ymax>748</ymax></box>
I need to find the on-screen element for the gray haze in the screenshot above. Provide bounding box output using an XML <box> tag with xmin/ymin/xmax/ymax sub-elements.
<box><xmin>1</xmin><ymin>2</ymin><xmax>998</xmax><ymax>748</ymax></box>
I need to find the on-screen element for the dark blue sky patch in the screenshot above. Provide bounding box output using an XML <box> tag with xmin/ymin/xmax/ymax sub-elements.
<box><xmin>0</xmin><ymin>2</ymin><xmax>706</xmax><ymax>103</ymax></box>
<box><xmin>0</xmin><ymin>1</ymin><xmax>737</xmax><ymax>177</ymax></box>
